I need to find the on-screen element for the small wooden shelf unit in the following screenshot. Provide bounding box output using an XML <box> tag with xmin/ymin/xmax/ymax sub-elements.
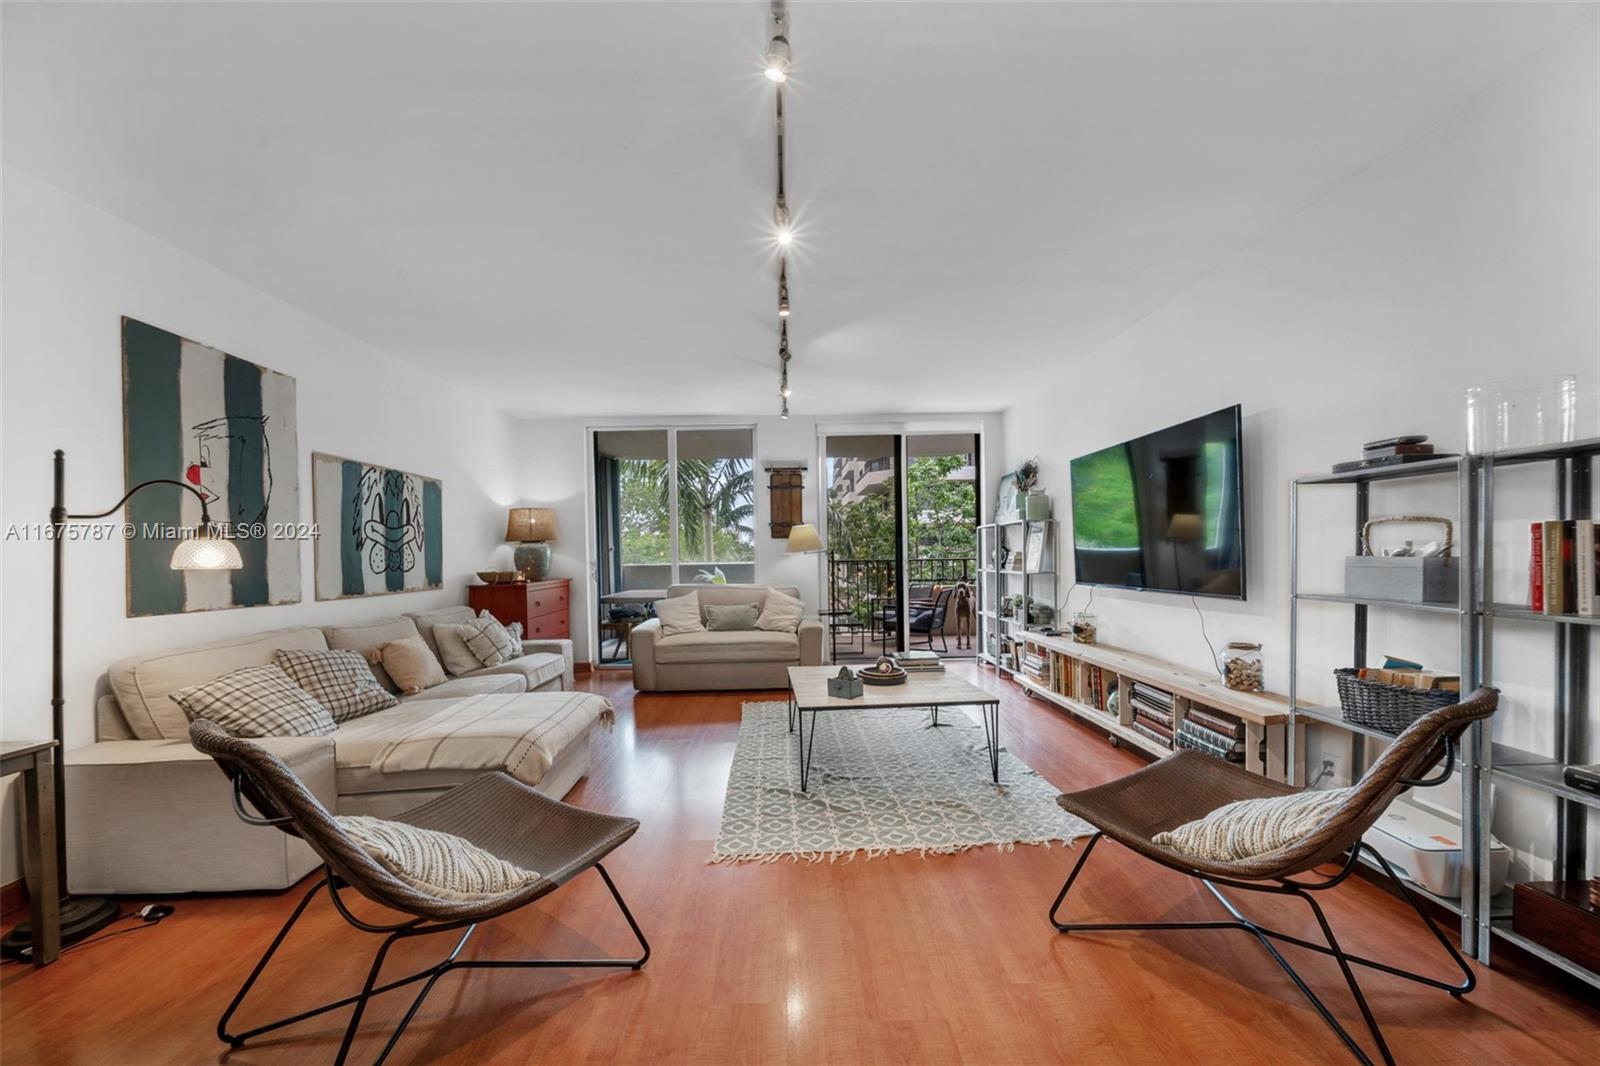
<box><xmin>1013</xmin><ymin>632</ymin><xmax>1301</xmax><ymax>785</ymax></box>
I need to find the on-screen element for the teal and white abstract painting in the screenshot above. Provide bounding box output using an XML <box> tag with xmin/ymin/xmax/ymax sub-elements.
<box><xmin>121</xmin><ymin>316</ymin><xmax>301</xmax><ymax>616</ymax></box>
<box><xmin>311</xmin><ymin>453</ymin><xmax>443</xmax><ymax>600</ymax></box>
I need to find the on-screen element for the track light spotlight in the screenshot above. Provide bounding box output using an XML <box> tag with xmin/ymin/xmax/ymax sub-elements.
<box><xmin>780</xmin><ymin>396</ymin><xmax>790</xmax><ymax>419</ymax></box>
<box><xmin>765</xmin><ymin>34</ymin><xmax>791</xmax><ymax>82</ymax></box>
<box><xmin>774</xmin><ymin>200</ymin><xmax>793</xmax><ymax>247</ymax></box>
<box><xmin>778</xmin><ymin>261</ymin><xmax>791</xmax><ymax>317</ymax></box>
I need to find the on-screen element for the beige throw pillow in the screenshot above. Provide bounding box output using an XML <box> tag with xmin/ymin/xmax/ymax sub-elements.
<box><xmin>370</xmin><ymin>637</ymin><xmax>447</xmax><ymax>695</ymax></box>
<box><xmin>337</xmin><ymin>815</ymin><xmax>541</xmax><ymax>902</ymax></box>
<box><xmin>755</xmin><ymin>588</ymin><xmax>804</xmax><ymax>633</ymax></box>
<box><xmin>1152</xmin><ymin>786</ymin><xmax>1355</xmax><ymax>862</ymax></box>
<box><xmin>655</xmin><ymin>592</ymin><xmax>704</xmax><ymax>637</ymax></box>
<box><xmin>433</xmin><ymin>624</ymin><xmax>485</xmax><ymax>676</ymax></box>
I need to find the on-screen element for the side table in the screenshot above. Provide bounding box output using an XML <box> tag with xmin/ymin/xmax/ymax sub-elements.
<box><xmin>1</xmin><ymin>740</ymin><xmax>60</xmax><ymax>965</ymax></box>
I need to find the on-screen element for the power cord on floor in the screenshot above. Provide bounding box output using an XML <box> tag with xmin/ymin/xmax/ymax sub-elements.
<box><xmin>1</xmin><ymin>903</ymin><xmax>173</xmax><ymax>965</ymax></box>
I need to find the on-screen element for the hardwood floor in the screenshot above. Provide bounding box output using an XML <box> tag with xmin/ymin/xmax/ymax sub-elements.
<box><xmin>3</xmin><ymin>664</ymin><xmax>1596</xmax><ymax>1064</ymax></box>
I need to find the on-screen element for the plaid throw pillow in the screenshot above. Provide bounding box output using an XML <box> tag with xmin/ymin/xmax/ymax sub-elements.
<box><xmin>274</xmin><ymin>648</ymin><xmax>397</xmax><ymax>723</ymax></box>
<box><xmin>170</xmin><ymin>664</ymin><xmax>337</xmax><ymax>738</ymax></box>
<box><xmin>461</xmin><ymin>611</ymin><xmax>521</xmax><ymax>667</ymax></box>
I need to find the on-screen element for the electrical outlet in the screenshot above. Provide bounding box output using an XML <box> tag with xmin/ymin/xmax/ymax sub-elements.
<box><xmin>1320</xmin><ymin>753</ymin><xmax>1349</xmax><ymax>787</ymax></box>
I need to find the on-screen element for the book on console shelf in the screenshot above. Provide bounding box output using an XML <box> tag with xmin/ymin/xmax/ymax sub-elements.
<box><xmin>1176</xmin><ymin>724</ymin><xmax>1246</xmax><ymax>763</ymax></box>
<box><xmin>1177</xmin><ymin>717</ymin><xmax>1245</xmax><ymax>756</ymax></box>
<box><xmin>1185</xmin><ymin>705</ymin><xmax>1245</xmax><ymax>739</ymax></box>
<box><xmin>1131</xmin><ymin>710</ymin><xmax>1174</xmax><ymax>742</ymax></box>
<box><xmin>1131</xmin><ymin>719</ymin><xmax>1174</xmax><ymax>749</ymax></box>
<box><xmin>1129</xmin><ymin>695</ymin><xmax>1174</xmax><ymax>728</ymax></box>
<box><xmin>1130</xmin><ymin>682</ymin><xmax>1173</xmax><ymax>709</ymax></box>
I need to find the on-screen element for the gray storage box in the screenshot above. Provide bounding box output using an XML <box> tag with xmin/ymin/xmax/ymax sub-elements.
<box><xmin>1344</xmin><ymin>514</ymin><xmax>1458</xmax><ymax>605</ymax></box>
<box><xmin>1344</xmin><ymin>556</ymin><xmax>1458</xmax><ymax>604</ymax></box>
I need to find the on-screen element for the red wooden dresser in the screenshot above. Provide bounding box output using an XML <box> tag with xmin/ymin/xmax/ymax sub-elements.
<box><xmin>468</xmin><ymin>578</ymin><xmax>571</xmax><ymax>641</ymax></box>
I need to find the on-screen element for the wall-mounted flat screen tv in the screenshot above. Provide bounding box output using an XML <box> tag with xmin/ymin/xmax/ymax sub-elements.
<box><xmin>1069</xmin><ymin>405</ymin><xmax>1246</xmax><ymax>600</ymax></box>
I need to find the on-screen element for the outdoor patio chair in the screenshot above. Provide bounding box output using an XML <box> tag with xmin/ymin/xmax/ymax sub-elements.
<box><xmin>1047</xmin><ymin>688</ymin><xmax>1497</xmax><ymax>1066</ymax></box>
<box><xmin>189</xmin><ymin>719</ymin><xmax>650</xmax><ymax>1066</ymax></box>
<box><xmin>908</xmin><ymin>586</ymin><xmax>954</xmax><ymax>653</ymax></box>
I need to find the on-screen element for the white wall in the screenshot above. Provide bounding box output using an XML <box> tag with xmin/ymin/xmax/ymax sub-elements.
<box><xmin>511</xmin><ymin>412</ymin><xmax>1004</xmax><ymax>664</ymax></box>
<box><xmin>0</xmin><ymin>168</ymin><xmax>519</xmax><ymax>882</ymax></box>
<box><xmin>997</xmin><ymin>30</ymin><xmax>1599</xmax><ymax>880</ymax></box>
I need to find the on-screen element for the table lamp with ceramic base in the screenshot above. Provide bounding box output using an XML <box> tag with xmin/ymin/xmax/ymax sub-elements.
<box><xmin>0</xmin><ymin>450</ymin><xmax>243</xmax><ymax>960</ymax></box>
<box><xmin>506</xmin><ymin>507</ymin><xmax>558</xmax><ymax>581</ymax></box>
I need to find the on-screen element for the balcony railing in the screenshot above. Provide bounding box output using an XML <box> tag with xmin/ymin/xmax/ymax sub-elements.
<box><xmin>825</xmin><ymin>555</ymin><xmax>975</xmax><ymax>635</ymax></box>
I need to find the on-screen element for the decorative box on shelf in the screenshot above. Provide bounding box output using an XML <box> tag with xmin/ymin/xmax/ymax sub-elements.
<box><xmin>468</xmin><ymin>577</ymin><xmax>570</xmax><ymax>640</ymax></box>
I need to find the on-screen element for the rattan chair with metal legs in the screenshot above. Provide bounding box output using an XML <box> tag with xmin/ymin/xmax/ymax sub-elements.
<box><xmin>189</xmin><ymin>719</ymin><xmax>650</xmax><ymax>1066</ymax></box>
<box><xmin>1047</xmin><ymin>688</ymin><xmax>1497</xmax><ymax>1066</ymax></box>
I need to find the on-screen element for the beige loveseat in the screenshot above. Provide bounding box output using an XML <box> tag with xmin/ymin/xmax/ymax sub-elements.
<box><xmin>629</xmin><ymin>584</ymin><xmax>825</xmax><ymax>691</ymax></box>
<box><xmin>64</xmin><ymin>607</ymin><xmax>606</xmax><ymax>895</ymax></box>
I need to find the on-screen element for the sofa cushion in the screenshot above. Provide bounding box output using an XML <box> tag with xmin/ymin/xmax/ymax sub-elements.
<box><xmin>332</xmin><ymin>691</ymin><xmax>612</xmax><ymax>792</ymax></box>
<box><xmin>459</xmin><ymin>611</ymin><xmax>521</xmax><ymax>667</ymax></box>
<box><xmin>655</xmin><ymin>592</ymin><xmax>705</xmax><ymax>637</ymax></box>
<box><xmin>400</xmin><ymin>673</ymin><xmax>525</xmax><ymax>701</ymax></box>
<box><xmin>371</xmin><ymin>637</ymin><xmax>448</xmax><ymax>695</ymax></box>
<box><xmin>108</xmin><ymin>626</ymin><xmax>331</xmax><ymax>740</ymax></box>
<box><xmin>274</xmin><ymin>648</ymin><xmax>398</xmax><ymax>723</ymax></box>
<box><xmin>432</xmin><ymin>624</ymin><xmax>485</xmax><ymax>676</ymax></box>
<box><xmin>755</xmin><ymin>588</ymin><xmax>805</xmax><ymax>633</ymax></box>
<box><xmin>705</xmin><ymin>603</ymin><xmax>759</xmax><ymax>632</ymax></box>
<box><xmin>324</xmin><ymin>618</ymin><xmax>424</xmax><ymax>693</ymax></box>
<box><xmin>170</xmin><ymin>665</ymin><xmax>338</xmax><ymax>739</ymax></box>
<box><xmin>405</xmin><ymin>606</ymin><xmax>478</xmax><ymax>663</ymax></box>
<box><xmin>652</xmin><ymin>629</ymin><xmax>800</xmax><ymax>665</ymax></box>
<box><xmin>465</xmin><ymin>652</ymin><xmax>566</xmax><ymax>692</ymax></box>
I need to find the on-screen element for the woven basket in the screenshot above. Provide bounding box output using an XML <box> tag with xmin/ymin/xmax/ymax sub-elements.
<box><xmin>1334</xmin><ymin>668</ymin><xmax>1458</xmax><ymax>735</ymax></box>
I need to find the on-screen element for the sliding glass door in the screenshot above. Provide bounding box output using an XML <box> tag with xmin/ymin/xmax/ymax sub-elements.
<box><xmin>821</xmin><ymin>430</ymin><xmax>980</xmax><ymax>662</ymax></box>
<box><xmin>593</xmin><ymin>427</ymin><xmax>754</xmax><ymax>663</ymax></box>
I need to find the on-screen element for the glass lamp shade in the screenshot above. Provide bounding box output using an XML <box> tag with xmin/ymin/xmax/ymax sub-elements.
<box><xmin>506</xmin><ymin>507</ymin><xmax>558</xmax><ymax>543</ymax></box>
<box><xmin>170</xmin><ymin>527</ymin><xmax>243</xmax><ymax>570</ymax></box>
<box><xmin>787</xmin><ymin>523</ymin><xmax>823</xmax><ymax>553</ymax></box>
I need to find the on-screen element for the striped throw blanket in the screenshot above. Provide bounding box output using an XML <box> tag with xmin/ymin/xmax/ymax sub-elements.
<box><xmin>367</xmin><ymin>692</ymin><xmax>614</xmax><ymax>788</ymax></box>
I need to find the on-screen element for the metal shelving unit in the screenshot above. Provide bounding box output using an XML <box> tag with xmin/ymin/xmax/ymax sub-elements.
<box><xmin>1474</xmin><ymin>436</ymin><xmax>1597</xmax><ymax>983</ymax></box>
<box><xmin>1289</xmin><ymin>437</ymin><xmax>1600</xmax><ymax>988</ymax></box>
<box><xmin>1289</xmin><ymin>455</ymin><xmax>1481</xmax><ymax>952</ymax></box>
<box><xmin>977</xmin><ymin>518</ymin><xmax>1056</xmax><ymax>675</ymax></box>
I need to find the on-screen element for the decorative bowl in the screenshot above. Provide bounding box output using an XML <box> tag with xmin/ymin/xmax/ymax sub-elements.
<box><xmin>857</xmin><ymin>660</ymin><xmax>907</xmax><ymax>686</ymax></box>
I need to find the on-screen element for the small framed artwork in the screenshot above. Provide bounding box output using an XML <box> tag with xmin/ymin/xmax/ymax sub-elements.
<box><xmin>995</xmin><ymin>472</ymin><xmax>1021</xmax><ymax>523</ymax></box>
<box><xmin>1025</xmin><ymin>523</ymin><xmax>1050</xmax><ymax>571</ymax></box>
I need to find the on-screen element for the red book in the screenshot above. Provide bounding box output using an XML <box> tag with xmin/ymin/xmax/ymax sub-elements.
<box><xmin>1530</xmin><ymin>522</ymin><xmax>1544</xmax><ymax>612</ymax></box>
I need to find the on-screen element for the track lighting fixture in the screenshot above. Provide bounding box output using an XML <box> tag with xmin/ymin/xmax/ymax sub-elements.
<box><xmin>764</xmin><ymin>34</ymin><xmax>790</xmax><ymax>83</ymax></box>
<box><xmin>780</xmin><ymin>396</ymin><xmax>790</xmax><ymax>420</ymax></box>
<box><xmin>778</xmin><ymin>260</ymin><xmax>790</xmax><ymax>317</ymax></box>
<box><xmin>773</xmin><ymin>201</ymin><xmax>793</xmax><ymax>247</ymax></box>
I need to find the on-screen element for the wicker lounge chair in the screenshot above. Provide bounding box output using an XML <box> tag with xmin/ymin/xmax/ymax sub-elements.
<box><xmin>1048</xmin><ymin>687</ymin><xmax>1497</xmax><ymax>1066</ymax></box>
<box><xmin>189</xmin><ymin>719</ymin><xmax>650</xmax><ymax>1066</ymax></box>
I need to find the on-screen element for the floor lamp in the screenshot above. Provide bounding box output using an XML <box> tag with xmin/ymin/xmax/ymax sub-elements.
<box><xmin>0</xmin><ymin>449</ymin><xmax>242</xmax><ymax>957</ymax></box>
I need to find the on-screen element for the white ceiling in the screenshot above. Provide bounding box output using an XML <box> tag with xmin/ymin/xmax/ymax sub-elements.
<box><xmin>2</xmin><ymin>2</ymin><xmax>1585</xmax><ymax>418</ymax></box>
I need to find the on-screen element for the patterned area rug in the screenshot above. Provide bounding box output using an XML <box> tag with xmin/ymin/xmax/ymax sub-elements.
<box><xmin>712</xmin><ymin>701</ymin><xmax>1093</xmax><ymax>863</ymax></box>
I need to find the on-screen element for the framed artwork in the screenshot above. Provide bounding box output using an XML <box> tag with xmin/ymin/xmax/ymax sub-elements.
<box><xmin>121</xmin><ymin>316</ymin><xmax>301</xmax><ymax>616</ymax></box>
<box><xmin>1025</xmin><ymin>524</ymin><xmax>1050</xmax><ymax>572</ymax></box>
<box><xmin>994</xmin><ymin>472</ymin><xmax>1021</xmax><ymax>523</ymax></box>
<box><xmin>312</xmin><ymin>452</ymin><xmax>443</xmax><ymax>599</ymax></box>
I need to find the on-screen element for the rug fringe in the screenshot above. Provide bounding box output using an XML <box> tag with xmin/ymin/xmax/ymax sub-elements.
<box><xmin>708</xmin><ymin>834</ymin><xmax>1087</xmax><ymax>866</ymax></box>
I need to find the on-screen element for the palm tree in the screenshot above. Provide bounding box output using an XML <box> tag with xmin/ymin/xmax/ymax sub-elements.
<box><xmin>620</xmin><ymin>457</ymin><xmax>754</xmax><ymax>564</ymax></box>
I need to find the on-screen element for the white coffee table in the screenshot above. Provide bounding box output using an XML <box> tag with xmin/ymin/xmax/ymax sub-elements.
<box><xmin>785</xmin><ymin>666</ymin><xmax>1001</xmax><ymax>792</ymax></box>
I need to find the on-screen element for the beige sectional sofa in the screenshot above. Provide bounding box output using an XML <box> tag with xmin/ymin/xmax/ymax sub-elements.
<box><xmin>629</xmin><ymin>584</ymin><xmax>825</xmax><ymax>691</ymax></box>
<box><xmin>65</xmin><ymin>606</ymin><xmax>605</xmax><ymax>895</ymax></box>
